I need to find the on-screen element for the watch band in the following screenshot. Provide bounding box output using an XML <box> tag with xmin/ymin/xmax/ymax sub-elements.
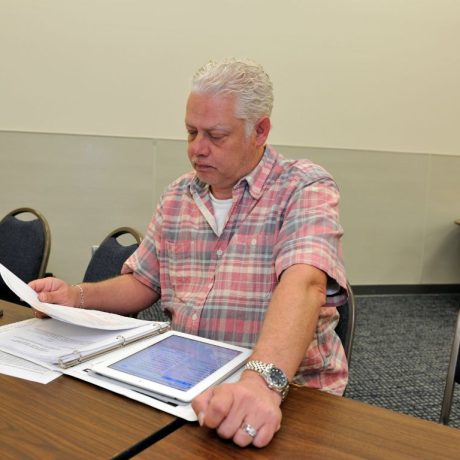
<box><xmin>245</xmin><ymin>360</ymin><xmax>270</xmax><ymax>374</ymax></box>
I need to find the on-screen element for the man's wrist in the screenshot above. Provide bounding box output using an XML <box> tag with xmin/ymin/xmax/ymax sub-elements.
<box><xmin>241</xmin><ymin>369</ymin><xmax>284</xmax><ymax>404</ymax></box>
<box><xmin>243</xmin><ymin>360</ymin><xmax>290</xmax><ymax>402</ymax></box>
<box><xmin>72</xmin><ymin>284</ymin><xmax>85</xmax><ymax>308</ymax></box>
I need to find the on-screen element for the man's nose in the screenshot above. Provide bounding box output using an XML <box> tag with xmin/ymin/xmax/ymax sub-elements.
<box><xmin>189</xmin><ymin>133</ymin><xmax>211</xmax><ymax>156</ymax></box>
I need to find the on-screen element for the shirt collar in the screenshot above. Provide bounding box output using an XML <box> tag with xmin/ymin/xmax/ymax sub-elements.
<box><xmin>189</xmin><ymin>145</ymin><xmax>278</xmax><ymax>200</ymax></box>
<box><xmin>241</xmin><ymin>145</ymin><xmax>277</xmax><ymax>200</ymax></box>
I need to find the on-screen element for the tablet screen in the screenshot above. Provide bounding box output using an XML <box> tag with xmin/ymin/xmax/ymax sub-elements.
<box><xmin>108</xmin><ymin>334</ymin><xmax>242</xmax><ymax>391</ymax></box>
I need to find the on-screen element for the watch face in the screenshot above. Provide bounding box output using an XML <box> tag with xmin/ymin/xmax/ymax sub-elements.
<box><xmin>268</xmin><ymin>367</ymin><xmax>288</xmax><ymax>389</ymax></box>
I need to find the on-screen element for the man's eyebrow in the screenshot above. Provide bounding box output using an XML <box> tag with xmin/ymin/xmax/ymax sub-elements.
<box><xmin>207</xmin><ymin>126</ymin><xmax>230</xmax><ymax>132</ymax></box>
<box><xmin>185</xmin><ymin>123</ymin><xmax>230</xmax><ymax>132</ymax></box>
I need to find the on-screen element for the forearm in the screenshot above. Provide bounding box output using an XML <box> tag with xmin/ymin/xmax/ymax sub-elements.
<box><xmin>192</xmin><ymin>263</ymin><xmax>327</xmax><ymax>445</ymax></box>
<box><xmin>77</xmin><ymin>274</ymin><xmax>159</xmax><ymax>315</ymax></box>
<box><xmin>247</xmin><ymin>264</ymin><xmax>326</xmax><ymax>380</ymax></box>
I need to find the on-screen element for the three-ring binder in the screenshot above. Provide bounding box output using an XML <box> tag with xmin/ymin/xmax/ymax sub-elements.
<box><xmin>57</xmin><ymin>323</ymin><xmax>170</xmax><ymax>368</ymax></box>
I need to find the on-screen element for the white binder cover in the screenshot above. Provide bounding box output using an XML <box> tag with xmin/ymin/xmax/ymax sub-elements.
<box><xmin>64</xmin><ymin>355</ymin><xmax>243</xmax><ymax>421</ymax></box>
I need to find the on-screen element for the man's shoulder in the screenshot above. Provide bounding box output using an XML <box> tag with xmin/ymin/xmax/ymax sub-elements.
<box><xmin>289</xmin><ymin>158</ymin><xmax>331</xmax><ymax>178</ymax></box>
<box><xmin>266</xmin><ymin>146</ymin><xmax>331</xmax><ymax>180</ymax></box>
<box><xmin>164</xmin><ymin>171</ymin><xmax>196</xmax><ymax>194</ymax></box>
<box><xmin>273</xmin><ymin>153</ymin><xmax>334</xmax><ymax>185</ymax></box>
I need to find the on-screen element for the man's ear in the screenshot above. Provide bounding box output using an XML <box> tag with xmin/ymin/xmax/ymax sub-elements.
<box><xmin>253</xmin><ymin>117</ymin><xmax>271</xmax><ymax>146</ymax></box>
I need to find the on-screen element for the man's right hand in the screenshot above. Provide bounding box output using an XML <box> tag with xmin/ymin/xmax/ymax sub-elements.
<box><xmin>29</xmin><ymin>277</ymin><xmax>81</xmax><ymax>318</ymax></box>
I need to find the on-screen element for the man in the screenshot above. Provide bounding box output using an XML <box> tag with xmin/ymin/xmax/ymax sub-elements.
<box><xmin>31</xmin><ymin>58</ymin><xmax>348</xmax><ymax>448</ymax></box>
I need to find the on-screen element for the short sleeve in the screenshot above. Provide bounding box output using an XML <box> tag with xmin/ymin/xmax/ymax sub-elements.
<box><xmin>274</xmin><ymin>175</ymin><xmax>347</xmax><ymax>307</ymax></box>
<box><xmin>122</xmin><ymin>204</ymin><xmax>162</xmax><ymax>295</ymax></box>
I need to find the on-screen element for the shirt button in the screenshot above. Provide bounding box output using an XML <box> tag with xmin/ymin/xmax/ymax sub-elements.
<box><xmin>192</xmin><ymin>313</ymin><xmax>198</xmax><ymax>321</ymax></box>
<box><xmin>216</xmin><ymin>249</ymin><xmax>223</xmax><ymax>257</ymax></box>
<box><xmin>251</xmin><ymin>238</ymin><xmax>257</xmax><ymax>245</ymax></box>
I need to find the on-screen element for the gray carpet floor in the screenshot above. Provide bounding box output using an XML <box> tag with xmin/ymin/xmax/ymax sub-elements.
<box><xmin>345</xmin><ymin>293</ymin><xmax>460</xmax><ymax>429</ymax></box>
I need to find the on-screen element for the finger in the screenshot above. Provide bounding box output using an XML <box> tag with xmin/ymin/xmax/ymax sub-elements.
<box><xmin>232</xmin><ymin>421</ymin><xmax>277</xmax><ymax>448</ymax></box>
<box><xmin>37</xmin><ymin>292</ymin><xmax>51</xmax><ymax>303</ymax></box>
<box><xmin>233</xmin><ymin>431</ymin><xmax>254</xmax><ymax>447</ymax></box>
<box><xmin>37</xmin><ymin>291</ymin><xmax>61</xmax><ymax>305</ymax></box>
<box><xmin>215</xmin><ymin>397</ymin><xmax>247</xmax><ymax>439</ymax></box>
<box><xmin>32</xmin><ymin>309</ymin><xmax>48</xmax><ymax>319</ymax></box>
<box><xmin>192</xmin><ymin>387</ymin><xmax>215</xmax><ymax>424</ymax></box>
<box><xmin>29</xmin><ymin>279</ymin><xmax>46</xmax><ymax>292</ymax></box>
<box><xmin>232</xmin><ymin>421</ymin><xmax>262</xmax><ymax>448</ymax></box>
<box><xmin>29</xmin><ymin>277</ymin><xmax>57</xmax><ymax>293</ymax></box>
<box><xmin>30</xmin><ymin>277</ymin><xmax>66</xmax><ymax>296</ymax></box>
<box><xmin>38</xmin><ymin>288</ymin><xmax>72</xmax><ymax>306</ymax></box>
<box><xmin>197</xmin><ymin>385</ymin><xmax>234</xmax><ymax>430</ymax></box>
<box><xmin>251</xmin><ymin>423</ymin><xmax>278</xmax><ymax>448</ymax></box>
<box><xmin>233</xmin><ymin>404</ymin><xmax>282</xmax><ymax>447</ymax></box>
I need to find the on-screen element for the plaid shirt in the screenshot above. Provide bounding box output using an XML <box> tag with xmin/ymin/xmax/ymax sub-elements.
<box><xmin>123</xmin><ymin>146</ymin><xmax>348</xmax><ymax>395</ymax></box>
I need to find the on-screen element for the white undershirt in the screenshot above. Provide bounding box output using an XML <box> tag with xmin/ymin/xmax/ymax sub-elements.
<box><xmin>209</xmin><ymin>192</ymin><xmax>233</xmax><ymax>236</ymax></box>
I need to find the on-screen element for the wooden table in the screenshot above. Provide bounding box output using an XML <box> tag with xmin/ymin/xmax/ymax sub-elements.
<box><xmin>3</xmin><ymin>300</ymin><xmax>460</xmax><ymax>459</ymax></box>
<box><xmin>135</xmin><ymin>386</ymin><xmax>460</xmax><ymax>459</ymax></box>
<box><xmin>0</xmin><ymin>300</ymin><xmax>177</xmax><ymax>460</ymax></box>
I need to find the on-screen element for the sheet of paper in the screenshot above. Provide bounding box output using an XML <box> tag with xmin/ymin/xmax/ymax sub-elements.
<box><xmin>0</xmin><ymin>350</ymin><xmax>61</xmax><ymax>383</ymax></box>
<box><xmin>0</xmin><ymin>263</ymin><xmax>150</xmax><ymax>330</ymax></box>
<box><xmin>0</xmin><ymin>317</ymin><xmax>158</xmax><ymax>367</ymax></box>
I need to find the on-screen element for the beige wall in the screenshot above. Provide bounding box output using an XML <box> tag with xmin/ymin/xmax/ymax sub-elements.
<box><xmin>1</xmin><ymin>2</ymin><xmax>459</xmax><ymax>285</ymax></box>
<box><xmin>1</xmin><ymin>131</ymin><xmax>459</xmax><ymax>285</ymax></box>
<box><xmin>1</xmin><ymin>1</ymin><xmax>459</xmax><ymax>155</ymax></box>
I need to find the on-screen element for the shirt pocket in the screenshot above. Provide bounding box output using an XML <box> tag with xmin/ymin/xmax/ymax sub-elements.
<box><xmin>230</xmin><ymin>233</ymin><xmax>275</xmax><ymax>261</ymax></box>
<box><xmin>224</xmin><ymin>234</ymin><xmax>277</xmax><ymax>300</ymax></box>
<box><xmin>164</xmin><ymin>240</ymin><xmax>196</xmax><ymax>302</ymax></box>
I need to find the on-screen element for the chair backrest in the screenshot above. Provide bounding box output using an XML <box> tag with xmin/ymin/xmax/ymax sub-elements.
<box><xmin>335</xmin><ymin>281</ymin><xmax>356</xmax><ymax>366</ymax></box>
<box><xmin>83</xmin><ymin>227</ymin><xmax>143</xmax><ymax>283</ymax></box>
<box><xmin>440</xmin><ymin>308</ymin><xmax>460</xmax><ymax>425</ymax></box>
<box><xmin>0</xmin><ymin>207</ymin><xmax>51</xmax><ymax>302</ymax></box>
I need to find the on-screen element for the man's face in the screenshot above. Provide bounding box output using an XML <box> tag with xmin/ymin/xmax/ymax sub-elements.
<box><xmin>185</xmin><ymin>92</ymin><xmax>264</xmax><ymax>199</ymax></box>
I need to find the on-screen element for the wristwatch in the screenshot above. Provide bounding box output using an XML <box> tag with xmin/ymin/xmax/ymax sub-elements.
<box><xmin>244</xmin><ymin>360</ymin><xmax>289</xmax><ymax>401</ymax></box>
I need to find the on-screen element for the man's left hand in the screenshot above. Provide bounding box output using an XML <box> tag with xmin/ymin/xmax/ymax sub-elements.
<box><xmin>191</xmin><ymin>372</ymin><xmax>283</xmax><ymax>447</ymax></box>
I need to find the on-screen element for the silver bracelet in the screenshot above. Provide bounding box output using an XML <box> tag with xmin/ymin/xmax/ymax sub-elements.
<box><xmin>72</xmin><ymin>284</ymin><xmax>84</xmax><ymax>309</ymax></box>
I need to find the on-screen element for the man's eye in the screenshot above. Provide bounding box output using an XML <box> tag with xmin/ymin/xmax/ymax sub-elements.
<box><xmin>209</xmin><ymin>133</ymin><xmax>225</xmax><ymax>142</ymax></box>
<box><xmin>187</xmin><ymin>131</ymin><xmax>197</xmax><ymax>140</ymax></box>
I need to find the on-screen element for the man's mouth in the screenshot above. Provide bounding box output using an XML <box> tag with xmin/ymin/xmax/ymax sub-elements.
<box><xmin>194</xmin><ymin>163</ymin><xmax>214</xmax><ymax>171</ymax></box>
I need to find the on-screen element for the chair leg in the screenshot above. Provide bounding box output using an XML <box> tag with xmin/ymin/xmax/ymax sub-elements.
<box><xmin>439</xmin><ymin>309</ymin><xmax>460</xmax><ymax>425</ymax></box>
<box><xmin>440</xmin><ymin>381</ymin><xmax>455</xmax><ymax>425</ymax></box>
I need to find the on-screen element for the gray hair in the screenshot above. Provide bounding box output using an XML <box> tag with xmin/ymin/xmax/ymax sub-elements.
<box><xmin>191</xmin><ymin>58</ymin><xmax>274</xmax><ymax>134</ymax></box>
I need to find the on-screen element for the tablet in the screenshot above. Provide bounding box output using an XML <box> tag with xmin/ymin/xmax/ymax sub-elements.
<box><xmin>91</xmin><ymin>331</ymin><xmax>251</xmax><ymax>404</ymax></box>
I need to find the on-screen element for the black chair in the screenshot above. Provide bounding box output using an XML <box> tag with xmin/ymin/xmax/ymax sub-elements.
<box><xmin>83</xmin><ymin>227</ymin><xmax>143</xmax><ymax>283</ymax></box>
<box><xmin>335</xmin><ymin>281</ymin><xmax>356</xmax><ymax>366</ymax></box>
<box><xmin>0</xmin><ymin>207</ymin><xmax>51</xmax><ymax>303</ymax></box>
<box><xmin>440</xmin><ymin>308</ymin><xmax>460</xmax><ymax>425</ymax></box>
